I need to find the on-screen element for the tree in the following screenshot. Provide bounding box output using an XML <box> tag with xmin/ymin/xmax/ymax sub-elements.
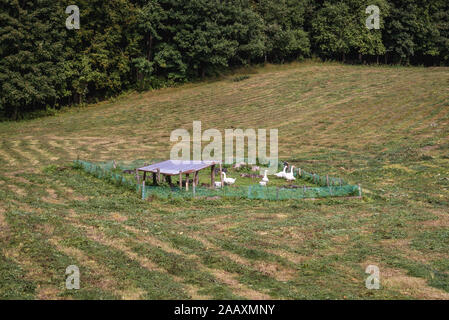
<box><xmin>253</xmin><ymin>0</ymin><xmax>311</xmax><ymax>63</ymax></box>
<box><xmin>311</xmin><ymin>1</ymin><xmax>355</xmax><ymax>62</ymax></box>
<box><xmin>0</xmin><ymin>0</ymin><xmax>69</xmax><ymax>118</ymax></box>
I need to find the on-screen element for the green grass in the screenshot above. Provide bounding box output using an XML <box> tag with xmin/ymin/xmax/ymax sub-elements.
<box><xmin>0</xmin><ymin>61</ymin><xmax>448</xmax><ymax>299</ymax></box>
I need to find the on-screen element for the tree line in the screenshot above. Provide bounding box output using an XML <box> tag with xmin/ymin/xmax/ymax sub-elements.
<box><xmin>1</xmin><ymin>0</ymin><xmax>448</xmax><ymax>119</ymax></box>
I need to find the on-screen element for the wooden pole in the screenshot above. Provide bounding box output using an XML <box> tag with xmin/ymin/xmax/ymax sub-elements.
<box><xmin>179</xmin><ymin>171</ymin><xmax>182</xmax><ymax>190</ymax></box>
<box><xmin>326</xmin><ymin>175</ymin><xmax>329</xmax><ymax>186</ymax></box>
<box><xmin>219</xmin><ymin>163</ymin><xmax>223</xmax><ymax>187</ymax></box>
<box><xmin>135</xmin><ymin>169</ymin><xmax>140</xmax><ymax>185</ymax></box>
<box><xmin>166</xmin><ymin>175</ymin><xmax>172</xmax><ymax>186</ymax></box>
<box><xmin>186</xmin><ymin>173</ymin><xmax>189</xmax><ymax>191</ymax></box>
<box><xmin>210</xmin><ymin>165</ymin><xmax>215</xmax><ymax>188</ymax></box>
<box><xmin>152</xmin><ymin>172</ymin><xmax>157</xmax><ymax>185</ymax></box>
<box><xmin>156</xmin><ymin>168</ymin><xmax>161</xmax><ymax>184</ymax></box>
<box><xmin>193</xmin><ymin>172</ymin><xmax>196</xmax><ymax>197</ymax></box>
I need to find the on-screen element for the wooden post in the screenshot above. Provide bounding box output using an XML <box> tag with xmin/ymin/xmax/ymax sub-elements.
<box><xmin>210</xmin><ymin>165</ymin><xmax>215</xmax><ymax>188</ymax></box>
<box><xmin>186</xmin><ymin>173</ymin><xmax>189</xmax><ymax>191</ymax></box>
<box><xmin>135</xmin><ymin>169</ymin><xmax>140</xmax><ymax>185</ymax></box>
<box><xmin>193</xmin><ymin>172</ymin><xmax>196</xmax><ymax>197</ymax></box>
<box><xmin>166</xmin><ymin>175</ymin><xmax>172</xmax><ymax>186</ymax></box>
<box><xmin>179</xmin><ymin>171</ymin><xmax>182</xmax><ymax>190</ymax></box>
<box><xmin>156</xmin><ymin>168</ymin><xmax>161</xmax><ymax>184</ymax></box>
<box><xmin>152</xmin><ymin>172</ymin><xmax>157</xmax><ymax>185</ymax></box>
<box><xmin>219</xmin><ymin>163</ymin><xmax>223</xmax><ymax>187</ymax></box>
<box><xmin>326</xmin><ymin>175</ymin><xmax>329</xmax><ymax>186</ymax></box>
<box><xmin>195</xmin><ymin>171</ymin><xmax>199</xmax><ymax>185</ymax></box>
<box><xmin>299</xmin><ymin>168</ymin><xmax>301</xmax><ymax>177</ymax></box>
<box><xmin>142</xmin><ymin>179</ymin><xmax>145</xmax><ymax>200</ymax></box>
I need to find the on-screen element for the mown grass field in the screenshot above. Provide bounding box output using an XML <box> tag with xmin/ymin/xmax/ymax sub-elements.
<box><xmin>0</xmin><ymin>62</ymin><xmax>448</xmax><ymax>299</ymax></box>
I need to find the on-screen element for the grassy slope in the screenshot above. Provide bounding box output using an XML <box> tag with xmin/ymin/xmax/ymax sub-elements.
<box><xmin>0</xmin><ymin>62</ymin><xmax>448</xmax><ymax>299</ymax></box>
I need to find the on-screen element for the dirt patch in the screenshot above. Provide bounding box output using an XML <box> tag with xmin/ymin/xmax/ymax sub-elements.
<box><xmin>275</xmin><ymin>214</ymin><xmax>288</xmax><ymax>219</ymax></box>
<box><xmin>362</xmin><ymin>260</ymin><xmax>449</xmax><ymax>300</ymax></box>
<box><xmin>421</xmin><ymin>213</ymin><xmax>449</xmax><ymax>227</ymax></box>
<box><xmin>275</xmin><ymin>226</ymin><xmax>306</xmax><ymax>242</ymax></box>
<box><xmin>382</xmin><ymin>267</ymin><xmax>449</xmax><ymax>299</ymax></box>
<box><xmin>266</xmin><ymin>248</ymin><xmax>308</xmax><ymax>265</ymax></box>
<box><xmin>209</xmin><ymin>269</ymin><xmax>272</xmax><ymax>299</ymax></box>
<box><xmin>122</xmin><ymin>224</ymin><xmax>183</xmax><ymax>255</ymax></box>
<box><xmin>383</xmin><ymin>164</ymin><xmax>415</xmax><ymax>173</ymax></box>
<box><xmin>331</xmin><ymin>234</ymin><xmax>350</xmax><ymax>243</ymax></box>
<box><xmin>37</xmin><ymin>286</ymin><xmax>63</xmax><ymax>300</ymax></box>
<box><xmin>42</xmin><ymin>188</ymin><xmax>64</xmax><ymax>204</ymax></box>
<box><xmin>0</xmin><ymin>208</ymin><xmax>10</xmax><ymax>237</ymax></box>
<box><xmin>36</xmin><ymin>224</ymin><xmax>55</xmax><ymax>236</ymax></box>
<box><xmin>110</xmin><ymin>212</ymin><xmax>128</xmax><ymax>223</ymax></box>
<box><xmin>380</xmin><ymin>239</ymin><xmax>448</xmax><ymax>265</ymax></box>
<box><xmin>61</xmin><ymin>187</ymin><xmax>90</xmax><ymax>201</ymax></box>
<box><xmin>8</xmin><ymin>184</ymin><xmax>26</xmax><ymax>197</ymax></box>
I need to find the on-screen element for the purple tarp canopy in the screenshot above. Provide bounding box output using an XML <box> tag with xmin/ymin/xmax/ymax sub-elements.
<box><xmin>138</xmin><ymin>160</ymin><xmax>219</xmax><ymax>176</ymax></box>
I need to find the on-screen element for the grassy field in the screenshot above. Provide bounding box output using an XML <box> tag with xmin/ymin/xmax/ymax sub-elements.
<box><xmin>0</xmin><ymin>62</ymin><xmax>448</xmax><ymax>299</ymax></box>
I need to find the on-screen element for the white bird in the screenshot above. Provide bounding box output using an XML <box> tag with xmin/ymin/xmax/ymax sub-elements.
<box><xmin>262</xmin><ymin>170</ymin><xmax>269</xmax><ymax>183</ymax></box>
<box><xmin>275</xmin><ymin>166</ymin><xmax>287</xmax><ymax>178</ymax></box>
<box><xmin>222</xmin><ymin>172</ymin><xmax>236</xmax><ymax>185</ymax></box>
<box><xmin>285</xmin><ymin>166</ymin><xmax>296</xmax><ymax>181</ymax></box>
<box><xmin>259</xmin><ymin>181</ymin><xmax>267</xmax><ymax>186</ymax></box>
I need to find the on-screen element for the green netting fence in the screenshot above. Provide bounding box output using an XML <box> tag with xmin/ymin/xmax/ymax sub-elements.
<box><xmin>73</xmin><ymin>160</ymin><xmax>361</xmax><ymax>201</ymax></box>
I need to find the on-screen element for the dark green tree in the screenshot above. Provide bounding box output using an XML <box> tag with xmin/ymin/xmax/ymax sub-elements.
<box><xmin>0</xmin><ymin>0</ymin><xmax>69</xmax><ymax>118</ymax></box>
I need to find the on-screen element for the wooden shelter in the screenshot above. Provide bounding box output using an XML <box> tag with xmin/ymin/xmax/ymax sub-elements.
<box><xmin>138</xmin><ymin>160</ymin><xmax>222</xmax><ymax>191</ymax></box>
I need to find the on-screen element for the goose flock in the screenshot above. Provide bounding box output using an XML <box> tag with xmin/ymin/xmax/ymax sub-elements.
<box><xmin>214</xmin><ymin>165</ymin><xmax>297</xmax><ymax>188</ymax></box>
<box><xmin>260</xmin><ymin>165</ymin><xmax>296</xmax><ymax>186</ymax></box>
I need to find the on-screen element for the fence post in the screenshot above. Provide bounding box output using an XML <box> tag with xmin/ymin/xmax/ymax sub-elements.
<box><xmin>358</xmin><ymin>184</ymin><xmax>362</xmax><ymax>198</ymax></box>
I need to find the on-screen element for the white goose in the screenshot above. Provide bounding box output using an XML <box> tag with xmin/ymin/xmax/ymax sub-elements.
<box><xmin>262</xmin><ymin>170</ymin><xmax>269</xmax><ymax>183</ymax></box>
<box><xmin>222</xmin><ymin>172</ymin><xmax>236</xmax><ymax>185</ymax></box>
<box><xmin>285</xmin><ymin>166</ymin><xmax>296</xmax><ymax>181</ymax></box>
<box><xmin>275</xmin><ymin>165</ymin><xmax>287</xmax><ymax>178</ymax></box>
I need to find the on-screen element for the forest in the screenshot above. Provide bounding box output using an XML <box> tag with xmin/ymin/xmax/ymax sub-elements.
<box><xmin>1</xmin><ymin>0</ymin><xmax>448</xmax><ymax>119</ymax></box>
